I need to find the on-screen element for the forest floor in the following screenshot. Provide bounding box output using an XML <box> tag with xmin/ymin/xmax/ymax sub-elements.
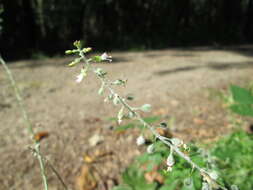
<box><xmin>1</xmin><ymin>45</ymin><xmax>253</xmax><ymax>190</ymax></box>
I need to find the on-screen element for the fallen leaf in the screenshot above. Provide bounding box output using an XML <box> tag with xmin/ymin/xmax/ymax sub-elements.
<box><xmin>145</xmin><ymin>171</ymin><xmax>164</xmax><ymax>184</ymax></box>
<box><xmin>89</xmin><ymin>134</ymin><xmax>104</xmax><ymax>146</ymax></box>
<box><xmin>76</xmin><ymin>165</ymin><xmax>97</xmax><ymax>190</ymax></box>
<box><xmin>156</xmin><ymin>127</ymin><xmax>173</xmax><ymax>138</ymax></box>
<box><xmin>83</xmin><ymin>155</ymin><xmax>94</xmax><ymax>164</ymax></box>
<box><xmin>34</xmin><ymin>131</ymin><xmax>49</xmax><ymax>142</ymax></box>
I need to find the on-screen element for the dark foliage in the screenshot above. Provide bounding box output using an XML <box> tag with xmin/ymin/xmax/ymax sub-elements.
<box><xmin>0</xmin><ymin>0</ymin><xmax>253</xmax><ymax>59</ymax></box>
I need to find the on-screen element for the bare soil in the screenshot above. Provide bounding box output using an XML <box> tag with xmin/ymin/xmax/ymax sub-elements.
<box><xmin>1</xmin><ymin>46</ymin><xmax>253</xmax><ymax>190</ymax></box>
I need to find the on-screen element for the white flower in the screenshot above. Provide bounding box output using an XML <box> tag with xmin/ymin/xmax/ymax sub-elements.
<box><xmin>136</xmin><ymin>135</ymin><xmax>145</xmax><ymax>146</ymax></box>
<box><xmin>167</xmin><ymin>166</ymin><xmax>173</xmax><ymax>172</ymax></box>
<box><xmin>171</xmin><ymin>138</ymin><xmax>183</xmax><ymax>147</ymax></box>
<box><xmin>101</xmin><ymin>52</ymin><xmax>112</xmax><ymax>62</ymax></box>
<box><xmin>201</xmin><ymin>182</ymin><xmax>210</xmax><ymax>190</ymax></box>
<box><xmin>209</xmin><ymin>171</ymin><xmax>218</xmax><ymax>180</ymax></box>
<box><xmin>166</xmin><ymin>152</ymin><xmax>175</xmax><ymax>172</ymax></box>
<box><xmin>147</xmin><ymin>144</ymin><xmax>155</xmax><ymax>154</ymax></box>
<box><xmin>166</xmin><ymin>152</ymin><xmax>175</xmax><ymax>167</ymax></box>
<box><xmin>76</xmin><ymin>73</ymin><xmax>84</xmax><ymax>83</ymax></box>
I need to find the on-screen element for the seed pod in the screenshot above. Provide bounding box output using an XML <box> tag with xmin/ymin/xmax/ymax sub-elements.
<box><xmin>136</xmin><ymin>135</ymin><xmax>145</xmax><ymax>146</ymax></box>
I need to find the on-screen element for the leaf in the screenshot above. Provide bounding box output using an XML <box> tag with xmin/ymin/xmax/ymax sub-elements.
<box><xmin>76</xmin><ymin>165</ymin><xmax>97</xmax><ymax>190</ymax></box>
<box><xmin>83</xmin><ymin>155</ymin><xmax>94</xmax><ymax>163</ymax></box>
<box><xmin>182</xmin><ymin>177</ymin><xmax>195</xmax><ymax>190</ymax></box>
<box><xmin>115</xmin><ymin>123</ymin><xmax>135</xmax><ymax>132</ymax></box>
<box><xmin>92</xmin><ymin>56</ymin><xmax>102</xmax><ymax>62</ymax></box>
<box><xmin>144</xmin><ymin>171</ymin><xmax>164</xmax><ymax>184</ymax></box>
<box><xmin>122</xmin><ymin>167</ymin><xmax>157</xmax><ymax>190</ymax></box>
<box><xmin>230</xmin><ymin>104</ymin><xmax>253</xmax><ymax>116</ymax></box>
<box><xmin>230</xmin><ymin>85</ymin><xmax>253</xmax><ymax>104</ymax></box>
<box><xmin>34</xmin><ymin>131</ymin><xmax>49</xmax><ymax>142</ymax></box>
<box><xmin>143</xmin><ymin>116</ymin><xmax>160</xmax><ymax>124</ymax></box>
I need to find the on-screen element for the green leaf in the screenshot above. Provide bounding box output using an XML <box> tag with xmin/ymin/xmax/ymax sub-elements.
<box><xmin>92</xmin><ymin>55</ymin><xmax>102</xmax><ymax>62</ymax></box>
<box><xmin>143</xmin><ymin>116</ymin><xmax>160</xmax><ymax>124</ymax></box>
<box><xmin>230</xmin><ymin>85</ymin><xmax>253</xmax><ymax>104</ymax></box>
<box><xmin>182</xmin><ymin>178</ymin><xmax>196</xmax><ymax>190</ymax></box>
<box><xmin>122</xmin><ymin>167</ymin><xmax>157</xmax><ymax>190</ymax></box>
<box><xmin>115</xmin><ymin>123</ymin><xmax>135</xmax><ymax>131</ymax></box>
<box><xmin>230</xmin><ymin>104</ymin><xmax>253</xmax><ymax>116</ymax></box>
<box><xmin>68</xmin><ymin>57</ymin><xmax>82</xmax><ymax>67</ymax></box>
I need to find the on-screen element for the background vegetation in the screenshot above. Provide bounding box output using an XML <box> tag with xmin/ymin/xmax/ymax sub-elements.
<box><xmin>0</xmin><ymin>0</ymin><xmax>253</xmax><ymax>60</ymax></box>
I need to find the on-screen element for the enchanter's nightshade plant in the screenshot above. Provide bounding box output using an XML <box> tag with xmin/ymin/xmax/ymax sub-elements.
<box><xmin>66</xmin><ymin>41</ymin><xmax>233</xmax><ymax>190</ymax></box>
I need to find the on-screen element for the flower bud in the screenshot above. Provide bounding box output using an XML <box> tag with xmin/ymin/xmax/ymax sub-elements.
<box><xmin>136</xmin><ymin>135</ymin><xmax>145</xmax><ymax>146</ymax></box>
<box><xmin>201</xmin><ymin>182</ymin><xmax>210</xmax><ymax>190</ymax></box>
<box><xmin>166</xmin><ymin>151</ymin><xmax>175</xmax><ymax>172</ymax></box>
<box><xmin>147</xmin><ymin>144</ymin><xmax>154</xmax><ymax>154</ymax></box>
<box><xmin>101</xmin><ymin>52</ymin><xmax>112</xmax><ymax>62</ymax></box>
<box><xmin>166</xmin><ymin>153</ymin><xmax>175</xmax><ymax>167</ymax></box>
<box><xmin>208</xmin><ymin>171</ymin><xmax>218</xmax><ymax>180</ymax></box>
<box><xmin>65</xmin><ymin>50</ymin><xmax>73</xmax><ymax>54</ymax></box>
<box><xmin>73</xmin><ymin>40</ymin><xmax>81</xmax><ymax>48</ymax></box>
<box><xmin>171</xmin><ymin>138</ymin><xmax>183</xmax><ymax>147</ymax></box>
<box><xmin>83</xmin><ymin>47</ymin><xmax>92</xmax><ymax>53</ymax></box>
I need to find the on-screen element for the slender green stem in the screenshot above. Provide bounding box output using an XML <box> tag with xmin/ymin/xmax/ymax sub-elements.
<box><xmin>29</xmin><ymin>147</ymin><xmax>69</xmax><ymax>190</ymax></box>
<box><xmin>0</xmin><ymin>55</ymin><xmax>49</xmax><ymax>190</ymax></box>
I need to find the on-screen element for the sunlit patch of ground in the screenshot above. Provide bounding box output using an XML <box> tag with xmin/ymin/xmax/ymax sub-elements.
<box><xmin>1</xmin><ymin>46</ymin><xmax>253</xmax><ymax>189</ymax></box>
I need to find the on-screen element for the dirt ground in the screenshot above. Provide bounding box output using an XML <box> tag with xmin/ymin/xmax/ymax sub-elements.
<box><xmin>1</xmin><ymin>46</ymin><xmax>253</xmax><ymax>190</ymax></box>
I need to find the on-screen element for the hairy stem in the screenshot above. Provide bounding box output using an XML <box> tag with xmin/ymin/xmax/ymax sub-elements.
<box><xmin>78</xmin><ymin>53</ymin><xmax>226</xmax><ymax>190</ymax></box>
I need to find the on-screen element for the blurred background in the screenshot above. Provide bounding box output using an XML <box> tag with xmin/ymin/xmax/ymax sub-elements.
<box><xmin>0</xmin><ymin>0</ymin><xmax>253</xmax><ymax>60</ymax></box>
<box><xmin>1</xmin><ymin>1</ymin><xmax>253</xmax><ymax>190</ymax></box>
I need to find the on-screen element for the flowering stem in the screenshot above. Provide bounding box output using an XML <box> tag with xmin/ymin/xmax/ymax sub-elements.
<box><xmin>78</xmin><ymin>54</ymin><xmax>227</xmax><ymax>190</ymax></box>
<box><xmin>0</xmin><ymin>55</ymin><xmax>48</xmax><ymax>190</ymax></box>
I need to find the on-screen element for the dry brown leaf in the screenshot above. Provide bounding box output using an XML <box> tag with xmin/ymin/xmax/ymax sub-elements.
<box><xmin>76</xmin><ymin>165</ymin><xmax>97</xmax><ymax>190</ymax></box>
<box><xmin>156</xmin><ymin>127</ymin><xmax>173</xmax><ymax>138</ymax></box>
<box><xmin>144</xmin><ymin>171</ymin><xmax>164</xmax><ymax>184</ymax></box>
<box><xmin>83</xmin><ymin>150</ymin><xmax>114</xmax><ymax>164</ymax></box>
<box><xmin>34</xmin><ymin>131</ymin><xmax>49</xmax><ymax>142</ymax></box>
<box><xmin>83</xmin><ymin>155</ymin><xmax>94</xmax><ymax>164</ymax></box>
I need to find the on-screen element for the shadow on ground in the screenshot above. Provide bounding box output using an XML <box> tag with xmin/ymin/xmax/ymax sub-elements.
<box><xmin>154</xmin><ymin>61</ymin><xmax>253</xmax><ymax>76</ymax></box>
<box><xmin>7</xmin><ymin>45</ymin><xmax>253</xmax><ymax>69</ymax></box>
